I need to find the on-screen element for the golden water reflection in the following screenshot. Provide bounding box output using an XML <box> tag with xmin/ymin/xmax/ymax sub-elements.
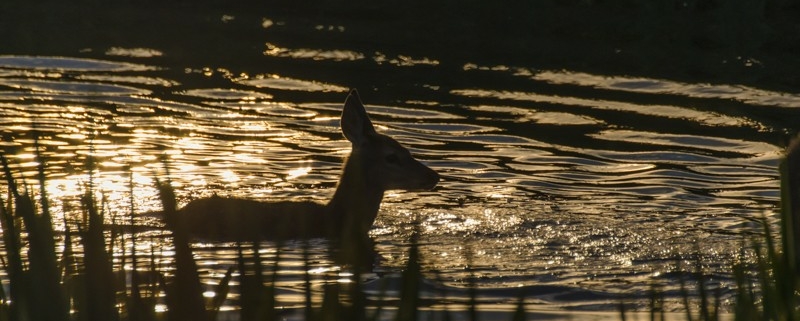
<box><xmin>451</xmin><ymin>88</ymin><xmax>752</xmax><ymax>127</ymax></box>
<box><xmin>0</xmin><ymin>54</ymin><xmax>785</xmax><ymax>313</ymax></box>
<box><xmin>533</xmin><ymin>70</ymin><xmax>800</xmax><ymax>108</ymax></box>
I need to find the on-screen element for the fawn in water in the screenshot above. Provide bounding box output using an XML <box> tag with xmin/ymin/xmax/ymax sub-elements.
<box><xmin>173</xmin><ymin>89</ymin><xmax>439</xmax><ymax>241</ymax></box>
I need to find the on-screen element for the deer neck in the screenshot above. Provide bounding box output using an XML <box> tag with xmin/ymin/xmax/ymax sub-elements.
<box><xmin>326</xmin><ymin>153</ymin><xmax>384</xmax><ymax>235</ymax></box>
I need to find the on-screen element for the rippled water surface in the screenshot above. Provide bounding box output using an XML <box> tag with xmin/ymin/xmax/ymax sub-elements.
<box><xmin>1</xmin><ymin>3</ymin><xmax>798</xmax><ymax>319</ymax></box>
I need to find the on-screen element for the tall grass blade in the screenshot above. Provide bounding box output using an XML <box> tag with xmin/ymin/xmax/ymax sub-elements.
<box><xmin>266</xmin><ymin>242</ymin><xmax>280</xmax><ymax>321</ymax></box>
<box><xmin>237</xmin><ymin>242</ymin><xmax>274</xmax><ymax>321</ymax></box>
<box><xmin>395</xmin><ymin>224</ymin><xmax>422</xmax><ymax>321</ymax></box>
<box><xmin>126</xmin><ymin>169</ymin><xmax>154</xmax><ymax>321</ymax></box>
<box><xmin>154</xmin><ymin>162</ymin><xmax>208</xmax><ymax>321</ymax></box>
<box><xmin>431</xmin><ymin>270</ymin><xmax>451</xmax><ymax>321</ymax></box>
<box><xmin>33</xmin><ymin>132</ymin><xmax>54</xmax><ymax>239</ymax></box>
<box><xmin>465</xmin><ymin>246</ymin><xmax>478</xmax><ymax>321</ymax></box>
<box><xmin>256</xmin><ymin>241</ymin><xmax>276</xmax><ymax>320</ymax></box>
<box><xmin>781</xmin><ymin>136</ymin><xmax>800</xmax><ymax>275</ymax></box>
<box><xmin>676</xmin><ymin>260</ymin><xmax>694</xmax><ymax>321</ymax></box>
<box><xmin>694</xmin><ymin>257</ymin><xmax>709</xmax><ymax>321</ymax></box>
<box><xmin>77</xmin><ymin>148</ymin><xmax>119</xmax><ymax>321</ymax></box>
<box><xmin>237</xmin><ymin>243</ymin><xmax>254</xmax><ymax>321</ymax></box>
<box><xmin>761</xmin><ymin>216</ymin><xmax>794</xmax><ymax>321</ymax></box>
<box><xmin>648</xmin><ymin>282</ymin><xmax>663</xmax><ymax>321</ymax></box>
<box><xmin>732</xmin><ymin>255</ymin><xmax>756</xmax><ymax>321</ymax></box>
<box><xmin>209</xmin><ymin>267</ymin><xmax>233</xmax><ymax>321</ymax></box>
<box><xmin>302</xmin><ymin>240</ymin><xmax>315</xmax><ymax>321</ymax></box>
<box><xmin>0</xmin><ymin>186</ymin><xmax>25</xmax><ymax>321</ymax></box>
<box><xmin>712</xmin><ymin>286</ymin><xmax>721</xmax><ymax>321</ymax></box>
<box><xmin>60</xmin><ymin>218</ymin><xmax>76</xmax><ymax>282</ymax></box>
<box><xmin>320</xmin><ymin>273</ymin><xmax>340</xmax><ymax>321</ymax></box>
<box><xmin>349</xmin><ymin>254</ymin><xmax>368</xmax><ymax>321</ymax></box>
<box><xmin>34</xmin><ymin>135</ymin><xmax>70</xmax><ymax>321</ymax></box>
<box><xmin>511</xmin><ymin>294</ymin><xmax>526</xmax><ymax>321</ymax></box>
<box><xmin>2</xmin><ymin>147</ymin><xmax>69</xmax><ymax>321</ymax></box>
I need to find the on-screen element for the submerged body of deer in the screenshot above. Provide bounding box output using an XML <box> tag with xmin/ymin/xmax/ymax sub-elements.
<box><xmin>171</xmin><ymin>90</ymin><xmax>439</xmax><ymax>241</ymax></box>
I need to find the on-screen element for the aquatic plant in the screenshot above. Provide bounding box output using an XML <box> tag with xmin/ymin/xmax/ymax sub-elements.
<box><xmin>0</xmin><ymin>147</ymin><xmax>70</xmax><ymax>321</ymax></box>
<box><xmin>732</xmin><ymin>136</ymin><xmax>800</xmax><ymax>320</ymax></box>
<box><xmin>620</xmin><ymin>135</ymin><xmax>800</xmax><ymax>320</ymax></box>
<box><xmin>0</xmin><ymin>140</ymin><xmax>498</xmax><ymax>321</ymax></box>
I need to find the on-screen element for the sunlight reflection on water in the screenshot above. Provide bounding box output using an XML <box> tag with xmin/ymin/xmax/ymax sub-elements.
<box><xmin>0</xmin><ymin>54</ymin><xmax>784</xmax><ymax>315</ymax></box>
<box><xmin>451</xmin><ymin>88</ymin><xmax>752</xmax><ymax>127</ymax></box>
<box><xmin>237</xmin><ymin>74</ymin><xmax>348</xmax><ymax>92</ymax></box>
<box><xmin>534</xmin><ymin>70</ymin><xmax>800</xmax><ymax>108</ymax></box>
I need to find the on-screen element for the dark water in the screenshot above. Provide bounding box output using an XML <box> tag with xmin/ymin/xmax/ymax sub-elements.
<box><xmin>2</xmin><ymin>1</ymin><xmax>799</xmax><ymax>319</ymax></box>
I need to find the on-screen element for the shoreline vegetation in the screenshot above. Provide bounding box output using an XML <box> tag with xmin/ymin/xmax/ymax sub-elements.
<box><xmin>1</xmin><ymin>0</ymin><xmax>799</xmax><ymax>94</ymax></box>
<box><xmin>0</xmin><ymin>138</ymin><xmax>798</xmax><ymax>319</ymax></box>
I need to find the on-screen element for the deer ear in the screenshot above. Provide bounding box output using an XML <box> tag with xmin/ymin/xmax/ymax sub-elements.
<box><xmin>341</xmin><ymin>89</ymin><xmax>376</xmax><ymax>145</ymax></box>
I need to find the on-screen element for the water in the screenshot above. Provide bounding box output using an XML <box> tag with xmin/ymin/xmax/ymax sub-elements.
<box><xmin>2</xmin><ymin>1</ymin><xmax>798</xmax><ymax>319</ymax></box>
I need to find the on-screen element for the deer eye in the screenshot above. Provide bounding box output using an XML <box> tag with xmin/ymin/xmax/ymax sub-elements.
<box><xmin>385</xmin><ymin>153</ymin><xmax>399</xmax><ymax>163</ymax></box>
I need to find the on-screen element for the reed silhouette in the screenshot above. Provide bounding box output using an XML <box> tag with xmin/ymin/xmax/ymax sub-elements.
<box><xmin>174</xmin><ymin>89</ymin><xmax>439</xmax><ymax>241</ymax></box>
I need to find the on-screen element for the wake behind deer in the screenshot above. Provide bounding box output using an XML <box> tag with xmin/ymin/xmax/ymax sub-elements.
<box><xmin>167</xmin><ymin>89</ymin><xmax>439</xmax><ymax>241</ymax></box>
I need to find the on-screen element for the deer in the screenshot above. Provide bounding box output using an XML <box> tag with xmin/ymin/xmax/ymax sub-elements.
<box><xmin>169</xmin><ymin>89</ymin><xmax>439</xmax><ymax>242</ymax></box>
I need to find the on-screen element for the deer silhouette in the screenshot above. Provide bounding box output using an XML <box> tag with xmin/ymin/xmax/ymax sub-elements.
<box><xmin>172</xmin><ymin>89</ymin><xmax>439</xmax><ymax>241</ymax></box>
